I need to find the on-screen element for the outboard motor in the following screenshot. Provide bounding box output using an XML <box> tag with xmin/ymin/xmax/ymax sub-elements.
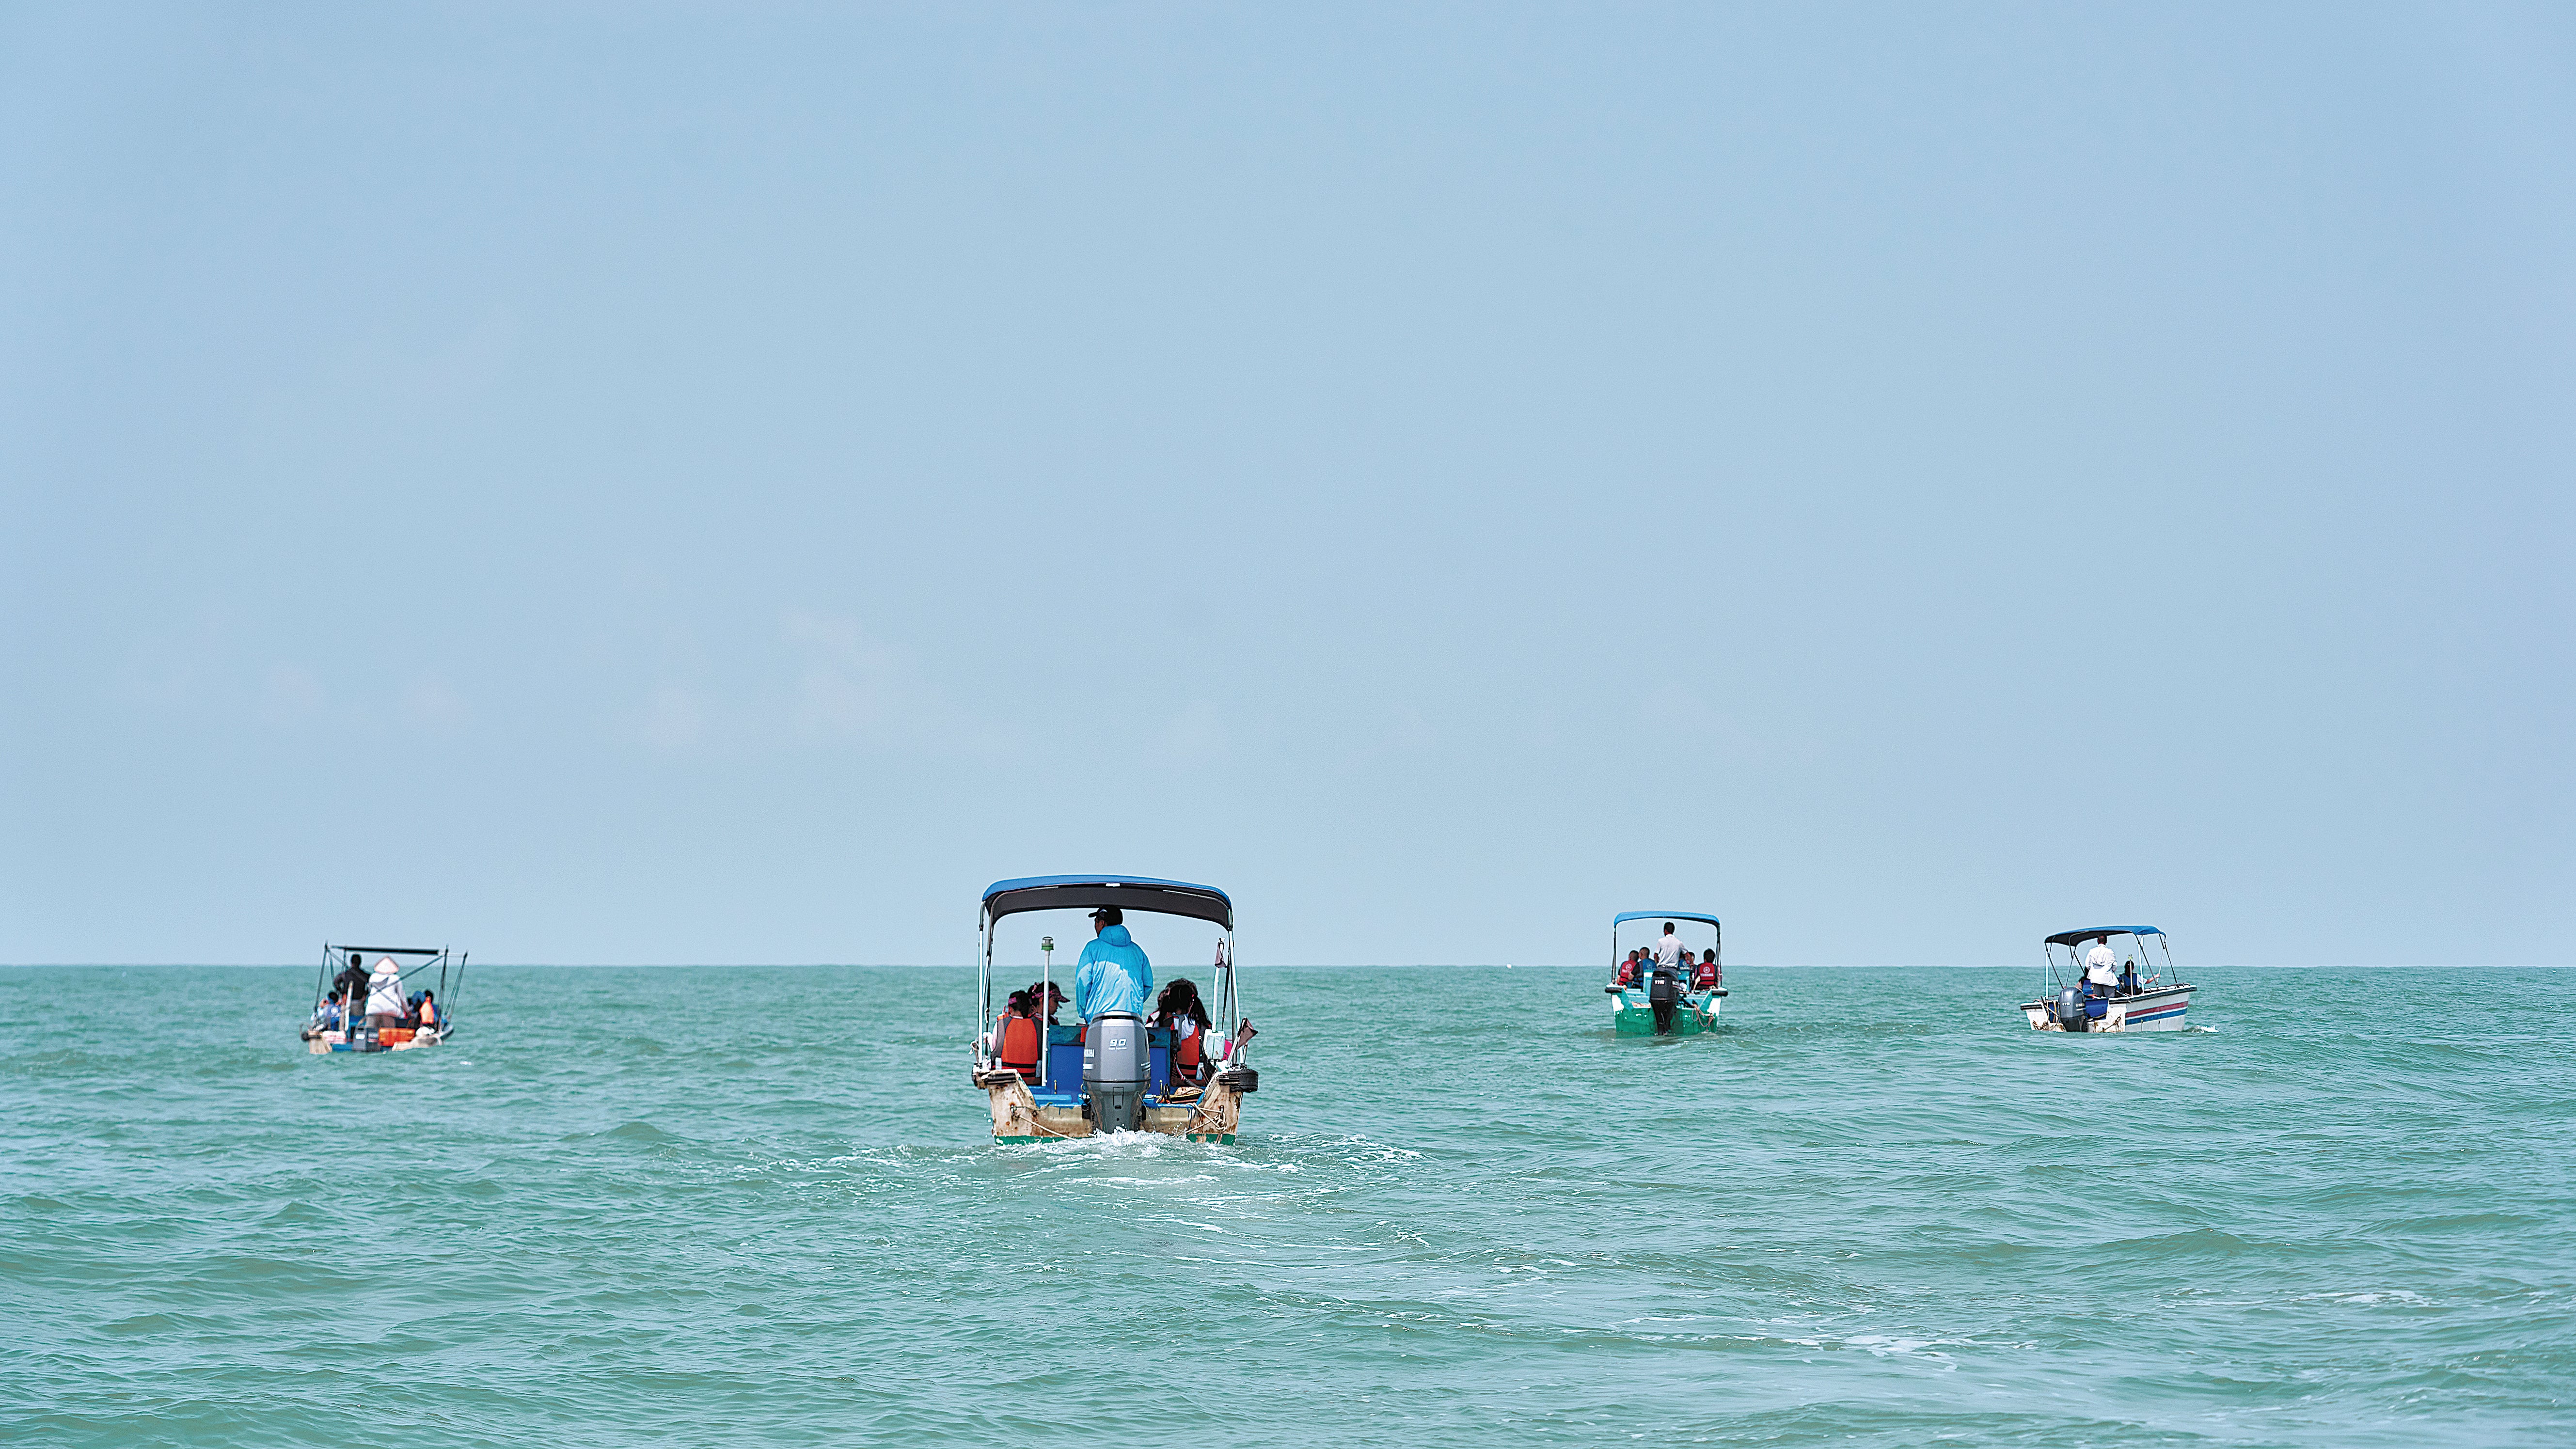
<box><xmin>2054</xmin><ymin>986</ymin><xmax>2088</xmax><ymax>1033</ymax></box>
<box><xmin>1648</xmin><ymin>968</ymin><xmax>1681</xmax><ymax>1035</ymax></box>
<box><xmin>1083</xmin><ymin>1011</ymin><xmax>1148</xmax><ymax>1132</ymax></box>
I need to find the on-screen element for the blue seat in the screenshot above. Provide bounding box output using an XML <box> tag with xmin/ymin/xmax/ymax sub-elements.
<box><xmin>1148</xmin><ymin>1028</ymin><xmax>1173</xmax><ymax>1100</ymax></box>
<box><xmin>1043</xmin><ymin>1026</ymin><xmax>1084</xmax><ymax>1099</ymax></box>
<box><xmin>1027</xmin><ymin>1024</ymin><xmax>1182</xmax><ymax>1106</ymax></box>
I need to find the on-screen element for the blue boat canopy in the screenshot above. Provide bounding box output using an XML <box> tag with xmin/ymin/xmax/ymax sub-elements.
<box><xmin>982</xmin><ymin>875</ymin><xmax>1233</xmax><ymax>930</ymax></box>
<box><xmin>2044</xmin><ymin>926</ymin><xmax>2162</xmax><ymax>947</ymax></box>
<box><xmin>1612</xmin><ymin>911</ymin><xmax>1721</xmax><ymax>929</ymax></box>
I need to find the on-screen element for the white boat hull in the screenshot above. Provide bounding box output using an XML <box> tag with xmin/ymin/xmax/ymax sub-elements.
<box><xmin>2020</xmin><ymin>984</ymin><xmax>2196</xmax><ymax>1033</ymax></box>
<box><xmin>306</xmin><ymin>1026</ymin><xmax>448</xmax><ymax>1054</ymax></box>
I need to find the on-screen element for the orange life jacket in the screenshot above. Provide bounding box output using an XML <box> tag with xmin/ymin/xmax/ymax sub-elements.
<box><xmin>997</xmin><ymin>1014</ymin><xmax>1042</xmax><ymax>1079</ymax></box>
<box><xmin>1173</xmin><ymin>1021</ymin><xmax>1202</xmax><ymax>1073</ymax></box>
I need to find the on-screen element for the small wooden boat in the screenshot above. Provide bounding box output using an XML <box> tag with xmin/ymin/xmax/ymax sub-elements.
<box><xmin>2019</xmin><ymin>927</ymin><xmax>2197</xmax><ymax>1033</ymax></box>
<box><xmin>969</xmin><ymin>875</ymin><xmax>1260</xmax><ymax>1144</ymax></box>
<box><xmin>1602</xmin><ymin>911</ymin><xmax>1727</xmax><ymax>1036</ymax></box>
<box><xmin>301</xmin><ymin>944</ymin><xmax>466</xmax><ymax>1054</ymax></box>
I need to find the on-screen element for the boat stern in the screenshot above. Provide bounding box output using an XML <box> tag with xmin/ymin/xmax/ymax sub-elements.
<box><xmin>2019</xmin><ymin>985</ymin><xmax>2195</xmax><ymax>1034</ymax></box>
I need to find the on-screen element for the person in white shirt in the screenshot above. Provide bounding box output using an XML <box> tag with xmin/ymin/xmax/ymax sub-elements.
<box><xmin>1653</xmin><ymin>924</ymin><xmax>1689</xmax><ymax>973</ymax></box>
<box><xmin>2083</xmin><ymin>942</ymin><xmax>2120</xmax><ymax>992</ymax></box>
<box><xmin>363</xmin><ymin>957</ymin><xmax>407</xmax><ymax>1027</ymax></box>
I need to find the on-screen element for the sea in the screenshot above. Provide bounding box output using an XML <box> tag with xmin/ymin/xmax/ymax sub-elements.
<box><xmin>3</xmin><ymin>964</ymin><xmax>2570</xmax><ymax>1447</ymax></box>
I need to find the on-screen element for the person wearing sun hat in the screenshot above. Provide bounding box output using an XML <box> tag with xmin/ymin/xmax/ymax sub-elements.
<box><xmin>1072</xmin><ymin>906</ymin><xmax>1152</xmax><ymax>1024</ymax></box>
<box><xmin>363</xmin><ymin>956</ymin><xmax>407</xmax><ymax>1028</ymax></box>
<box><xmin>1021</xmin><ymin>979</ymin><xmax>1069</xmax><ymax>1024</ymax></box>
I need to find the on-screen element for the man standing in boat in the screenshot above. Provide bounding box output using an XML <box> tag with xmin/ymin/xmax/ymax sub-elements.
<box><xmin>1074</xmin><ymin>906</ymin><xmax>1153</xmax><ymax>1024</ymax></box>
<box><xmin>1652</xmin><ymin>922</ymin><xmax>1689</xmax><ymax>974</ymax></box>
<box><xmin>2083</xmin><ymin>939</ymin><xmax>2120</xmax><ymax>994</ymax></box>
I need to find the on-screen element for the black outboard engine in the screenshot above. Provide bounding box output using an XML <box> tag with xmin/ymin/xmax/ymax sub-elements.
<box><xmin>1082</xmin><ymin>1011</ymin><xmax>1148</xmax><ymax>1132</ymax></box>
<box><xmin>1648</xmin><ymin>968</ymin><xmax>1681</xmax><ymax>1035</ymax></box>
<box><xmin>2054</xmin><ymin>986</ymin><xmax>2088</xmax><ymax>1033</ymax></box>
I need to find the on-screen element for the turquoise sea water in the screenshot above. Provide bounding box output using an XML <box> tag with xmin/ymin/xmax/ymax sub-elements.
<box><xmin>3</xmin><ymin>964</ymin><xmax>2570</xmax><ymax>1447</ymax></box>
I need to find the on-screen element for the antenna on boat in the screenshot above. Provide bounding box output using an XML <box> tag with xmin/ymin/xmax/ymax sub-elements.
<box><xmin>1038</xmin><ymin>936</ymin><xmax>1054</xmax><ymax>1090</ymax></box>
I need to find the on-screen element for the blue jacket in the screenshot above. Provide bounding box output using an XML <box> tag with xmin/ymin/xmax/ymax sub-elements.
<box><xmin>1073</xmin><ymin>925</ymin><xmax>1153</xmax><ymax>1021</ymax></box>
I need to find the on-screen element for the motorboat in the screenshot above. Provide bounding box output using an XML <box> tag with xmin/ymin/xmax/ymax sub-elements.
<box><xmin>1602</xmin><ymin>910</ymin><xmax>1726</xmax><ymax>1036</ymax></box>
<box><xmin>969</xmin><ymin>875</ymin><xmax>1260</xmax><ymax>1144</ymax></box>
<box><xmin>2019</xmin><ymin>926</ymin><xmax>2196</xmax><ymax>1033</ymax></box>
<box><xmin>302</xmin><ymin>944</ymin><xmax>466</xmax><ymax>1054</ymax></box>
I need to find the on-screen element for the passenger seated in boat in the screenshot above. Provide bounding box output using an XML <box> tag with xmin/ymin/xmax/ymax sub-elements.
<box><xmin>1693</xmin><ymin>949</ymin><xmax>1720</xmax><ymax>990</ymax></box>
<box><xmin>990</xmin><ymin>991</ymin><xmax>1043</xmax><ymax>1082</ymax></box>
<box><xmin>1022</xmin><ymin>981</ymin><xmax>1068</xmax><ymax>1025</ymax></box>
<box><xmin>2118</xmin><ymin>961</ymin><xmax>2141</xmax><ymax>997</ymax></box>
<box><xmin>408</xmin><ymin>990</ymin><xmax>438</xmax><ymax>1029</ymax></box>
<box><xmin>1151</xmin><ymin>979</ymin><xmax>1214</xmax><ymax>1088</ymax></box>
<box><xmin>1614</xmin><ymin>949</ymin><xmax>1644</xmax><ymax>987</ymax></box>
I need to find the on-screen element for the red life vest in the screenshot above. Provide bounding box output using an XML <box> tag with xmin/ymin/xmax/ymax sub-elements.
<box><xmin>1173</xmin><ymin>1021</ymin><xmax>1202</xmax><ymax>1074</ymax></box>
<box><xmin>1693</xmin><ymin>962</ymin><xmax>1718</xmax><ymax>989</ymax></box>
<box><xmin>997</xmin><ymin>1014</ymin><xmax>1042</xmax><ymax>1079</ymax></box>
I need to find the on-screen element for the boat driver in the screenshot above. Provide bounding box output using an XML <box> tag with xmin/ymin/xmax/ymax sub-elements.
<box><xmin>1073</xmin><ymin>907</ymin><xmax>1153</xmax><ymax>1024</ymax></box>
<box><xmin>1653</xmin><ymin>923</ymin><xmax>1689</xmax><ymax>975</ymax></box>
<box><xmin>329</xmin><ymin>950</ymin><xmax>369</xmax><ymax>1008</ymax></box>
<box><xmin>2083</xmin><ymin>940</ymin><xmax>2120</xmax><ymax>995</ymax></box>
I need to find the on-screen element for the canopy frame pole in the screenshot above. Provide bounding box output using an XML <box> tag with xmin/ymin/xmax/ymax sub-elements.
<box><xmin>446</xmin><ymin>949</ymin><xmax>466</xmax><ymax>1038</ymax></box>
<box><xmin>978</xmin><ymin>910</ymin><xmax>994</xmax><ymax>1068</ymax></box>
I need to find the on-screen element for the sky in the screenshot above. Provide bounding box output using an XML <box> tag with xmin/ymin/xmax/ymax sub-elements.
<box><xmin>3</xmin><ymin>3</ymin><xmax>2569</xmax><ymax>966</ymax></box>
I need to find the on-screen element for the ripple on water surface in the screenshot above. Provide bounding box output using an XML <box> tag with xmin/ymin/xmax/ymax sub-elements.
<box><xmin>1</xmin><ymin>964</ymin><xmax>2572</xmax><ymax>1447</ymax></box>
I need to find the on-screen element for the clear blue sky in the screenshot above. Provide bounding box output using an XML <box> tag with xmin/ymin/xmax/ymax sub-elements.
<box><xmin>4</xmin><ymin>4</ymin><xmax>2569</xmax><ymax>965</ymax></box>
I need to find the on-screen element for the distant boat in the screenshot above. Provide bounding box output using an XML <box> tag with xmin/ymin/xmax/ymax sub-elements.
<box><xmin>2019</xmin><ymin>927</ymin><xmax>2197</xmax><ymax>1033</ymax></box>
<box><xmin>970</xmin><ymin>876</ymin><xmax>1260</xmax><ymax>1144</ymax></box>
<box><xmin>1601</xmin><ymin>911</ymin><xmax>1727</xmax><ymax>1036</ymax></box>
<box><xmin>301</xmin><ymin>944</ymin><xmax>465</xmax><ymax>1054</ymax></box>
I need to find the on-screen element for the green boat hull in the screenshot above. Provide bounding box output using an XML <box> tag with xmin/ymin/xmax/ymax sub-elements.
<box><xmin>1608</xmin><ymin>987</ymin><xmax>1724</xmax><ymax>1037</ymax></box>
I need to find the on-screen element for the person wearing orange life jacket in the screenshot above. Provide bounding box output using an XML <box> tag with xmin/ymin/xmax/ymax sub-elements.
<box><xmin>990</xmin><ymin>990</ymin><xmax>1044</xmax><ymax>1082</ymax></box>
<box><xmin>1692</xmin><ymin>949</ymin><xmax>1720</xmax><ymax>990</ymax></box>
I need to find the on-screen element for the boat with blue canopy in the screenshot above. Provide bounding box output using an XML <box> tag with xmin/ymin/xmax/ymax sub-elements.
<box><xmin>2018</xmin><ymin>926</ymin><xmax>2197</xmax><ymax>1033</ymax></box>
<box><xmin>300</xmin><ymin>944</ymin><xmax>465</xmax><ymax>1054</ymax></box>
<box><xmin>1602</xmin><ymin>911</ymin><xmax>1726</xmax><ymax>1036</ymax></box>
<box><xmin>969</xmin><ymin>875</ymin><xmax>1260</xmax><ymax>1144</ymax></box>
